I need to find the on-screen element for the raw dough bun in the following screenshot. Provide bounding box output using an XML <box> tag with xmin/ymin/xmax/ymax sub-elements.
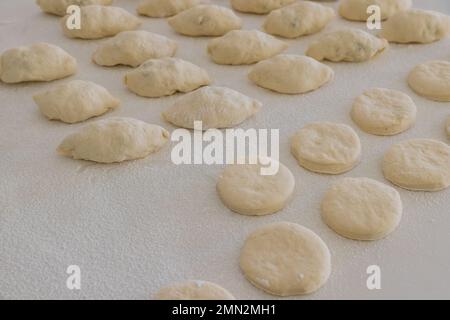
<box><xmin>58</xmin><ymin>117</ymin><xmax>169</xmax><ymax>163</ymax></box>
<box><xmin>351</xmin><ymin>88</ymin><xmax>417</xmax><ymax>136</ymax></box>
<box><xmin>93</xmin><ymin>31</ymin><xmax>177</xmax><ymax>67</ymax></box>
<box><xmin>306</xmin><ymin>29</ymin><xmax>388</xmax><ymax>62</ymax></box>
<box><xmin>155</xmin><ymin>280</ymin><xmax>235</xmax><ymax>300</ymax></box>
<box><xmin>339</xmin><ymin>0</ymin><xmax>411</xmax><ymax>22</ymax></box>
<box><xmin>137</xmin><ymin>0</ymin><xmax>207</xmax><ymax>18</ymax></box>
<box><xmin>33</xmin><ymin>80</ymin><xmax>120</xmax><ymax>124</ymax></box>
<box><xmin>0</xmin><ymin>43</ymin><xmax>77</xmax><ymax>84</ymax></box>
<box><xmin>36</xmin><ymin>0</ymin><xmax>112</xmax><ymax>16</ymax></box>
<box><xmin>162</xmin><ymin>86</ymin><xmax>261</xmax><ymax>129</ymax></box>
<box><xmin>383</xmin><ymin>139</ymin><xmax>450</xmax><ymax>191</ymax></box>
<box><xmin>263</xmin><ymin>1</ymin><xmax>335</xmax><ymax>39</ymax></box>
<box><xmin>61</xmin><ymin>5</ymin><xmax>142</xmax><ymax>39</ymax></box>
<box><xmin>167</xmin><ymin>5</ymin><xmax>242</xmax><ymax>36</ymax></box>
<box><xmin>408</xmin><ymin>61</ymin><xmax>450</xmax><ymax>102</ymax></box>
<box><xmin>207</xmin><ymin>30</ymin><xmax>288</xmax><ymax>65</ymax></box>
<box><xmin>321</xmin><ymin>177</ymin><xmax>402</xmax><ymax>241</ymax></box>
<box><xmin>291</xmin><ymin>122</ymin><xmax>361</xmax><ymax>174</ymax></box>
<box><xmin>217</xmin><ymin>159</ymin><xmax>295</xmax><ymax>216</ymax></box>
<box><xmin>124</xmin><ymin>57</ymin><xmax>211</xmax><ymax>98</ymax></box>
<box><xmin>231</xmin><ymin>0</ymin><xmax>296</xmax><ymax>14</ymax></box>
<box><xmin>380</xmin><ymin>9</ymin><xmax>450</xmax><ymax>44</ymax></box>
<box><xmin>248</xmin><ymin>54</ymin><xmax>334</xmax><ymax>94</ymax></box>
<box><xmin>240</xmin><ymin>222</ymin><xmax>331</xmax><ymax>296</ymax></box>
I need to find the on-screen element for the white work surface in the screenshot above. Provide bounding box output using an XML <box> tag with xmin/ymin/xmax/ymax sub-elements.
<box><xmin>1</xmin><ymin>0</ymin><xmax>450</xmax><ymax>300</ymax></box>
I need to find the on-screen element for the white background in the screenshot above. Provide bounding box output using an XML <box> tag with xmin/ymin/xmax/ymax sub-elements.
<box><xmin>1</xmin><ymin>0</ymin><xmax>450</xmax><ymax>300</ymax></box>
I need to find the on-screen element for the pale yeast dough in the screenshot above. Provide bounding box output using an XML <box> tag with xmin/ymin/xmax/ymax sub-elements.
<box><xmin>168</xmin><ymin>5</ymin><xmax>242</xmax><ymax>36</ymax></box>
<box><xmin>380</xmin><ymin>9</ymin><xmax>450</xmax><ymax>43</ymax></box>
<box><xmin>137</xmin><ymin>0</ymin><xmax>207</xmax><ymax>18</ymax></box>
<box><xmin>34</xmin><ymin>80</ymin><xmax>120</xmax><ymax>124</ymax></box>
<box><xmin>383</xmin><ymin>139</ymin><xmax>450</xmax><ymax>191</ymax></box>
<box><xmin>0</xmin><ymin>43</ymin><xmax>76</xmax><ymax>83</ymax></box>
<box><xmin>249</xmin><ymin>54</ymin><xmax>334</xmax><ymax>94</ymax></box>
<box><xmin>240</xmin><ymin>222</ymin><xmax>331</xmax><ymax>296</ymax></box>
<box><xmin>263</xmin><ymin>1</ymin><xmax>335</xmax><ymax>39</ymax></box>
<box><xmin>306</xmin><ymin>29</ymin><xmax>388</xmax><ymax>63</ymax></box>
<box><xmin>351</xmin><ymin>88</ymin><xmax>417</xmax><ymax>135</ymax></box>
<box><xmin>155</xmin><ymin>280</ymin><xmax>235</xmax><ymax>300</ymax></box>
<box><xmin>58</xmin><ymin>117</ymin><xmax>169</xmax><ymax>163</ymax></box>
<box><xmin>124</xmin><ymin>57</ymin><xmax>211</xmax><ymax>98</ymax></box>
<box><xmin>61</xmin><ymin>5</ymin><xmax>142</xmax><ymax>40</ymax></box>
<box><xmin>93</xmin><ymin>31</ymin><xmax>177</xmax><ymax>67</ymax></box>
<box><xmin>408</xmin><ymin>60</ymin><xmax>450</xmax><ymax>102</ymax></box>
<box><xmin>339</xmin><ymin>0</ymin><xmax>412</xmax><ymax>21</ymax></box>
<box><xmin>291</xmin><ymin>122</ymin><xmax>361</xmax><ymax>174</ymax></box>
<box><xmin>36</xmin><ymin>0</ymin><xmax>113</xmax><ymax>16</ymax></box>
<box><xmin>216</xmin><ymin>159</ymin><xmax>295</xmax><ymax>216</ymax></box>
<box><xmin>321</xmin><ymin>178</ymin><xmax>403</xmax><ymax>241</ymax></box>
<box><xmin>231</xmin><ymin>0</ymin><xmax>296</xmax><ymax>14</ymax></box>
<box><xmin>207</xmin><ymin>30</ymin><xmax>288</xmax><ymax>65</ymax></box>
<box><xmin>162</xmin><ymin>86</ymin><xmax>261</xmax><ymax>129</ymax></box>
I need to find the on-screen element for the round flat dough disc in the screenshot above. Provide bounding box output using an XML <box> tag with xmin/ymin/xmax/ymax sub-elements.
<box><xmin>154</xmin><ymin>280</ymin><xmax>235</xmax><ymax>300</ymax></box>
<box><xmin>408</xmin><ymin>60</ymin><xmax>450</xmax><ymax>102</ymax></box>
<box><xmin>321</xmin><ymin>177</ymin><xmax>403</xmax><ymax>240</ymax></box>
<box><xmin>351</xmin><ymin>88</ymin><xmax>417</xmax><ymax>136</ymax></box>
<box><xmin>240</xmin><ymin>222</ymin><xmax>331</xmax><ymax>296</ymax></box>
<box><xmin>217</xmin><ymin>159</ymin><xmax>295</xmax><ymax>216</ymax></box>
<box><xmin>291</xmin><ymin>122</ymin><xmax>361</xmax><ymax>174</ymax></box>
<box><xmin>383</xmin><ymin>139</ymin><xmax>450</xmax><ymax>191</ymax></box>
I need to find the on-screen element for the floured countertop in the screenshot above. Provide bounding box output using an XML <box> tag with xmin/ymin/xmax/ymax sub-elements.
<box><xmin>1</xmin><ymin>0</ymin><xmax>450</xmax><ymax>299</ymax></box>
